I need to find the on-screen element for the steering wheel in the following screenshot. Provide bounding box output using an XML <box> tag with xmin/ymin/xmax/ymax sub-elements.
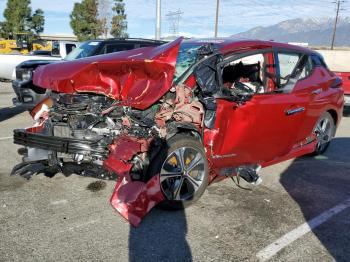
<box><xmin>234</xmin><ymin>81</ymin><xmax>255</xmax><ymax>94</ymax></box>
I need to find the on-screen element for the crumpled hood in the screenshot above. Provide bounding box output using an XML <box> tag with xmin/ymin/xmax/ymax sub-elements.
<box><xmin>33</xmin><ymin>37</ymin><xmax>182</xmax><ymax>109</ymax></box>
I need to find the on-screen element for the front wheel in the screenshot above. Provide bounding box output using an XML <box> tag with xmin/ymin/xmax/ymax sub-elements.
<box><xmin>313</xmin><ymin>112</ymin><xmax>335</xmax><ymax>155</ymax></box>
<box><xmin>150</xmin><ymin>134</ymin><xmax>209</xmax><ymax>210</ymax></box>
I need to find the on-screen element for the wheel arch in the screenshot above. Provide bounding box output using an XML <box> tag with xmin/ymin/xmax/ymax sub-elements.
<box><xmin>327</xmin><ymin>109</ymin><xmax>338</xmax><ymax>126</ymax></box>
<box><xmin>166</xmin><ymin>122</ymin><xmax>202</xmax><ymax>142</ymax></box>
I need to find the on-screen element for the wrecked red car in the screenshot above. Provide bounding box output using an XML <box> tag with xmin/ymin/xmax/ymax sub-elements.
<box><xmin>12</xmin><ymin>37</ymin><xmax>344</xmax><ymax>226</ymax></box>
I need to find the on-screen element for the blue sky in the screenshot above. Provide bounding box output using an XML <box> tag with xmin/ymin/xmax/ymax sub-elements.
<box><xmin>0</xmin><ymin>0</ymin><xmax>348</xmax><ymax>38</ymax></box>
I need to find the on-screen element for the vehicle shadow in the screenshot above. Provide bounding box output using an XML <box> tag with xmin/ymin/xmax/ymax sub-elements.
<box><xmin>280</xmin><ymin>137</ymin><xmax>350</xmax><ymax>260</ymax></box>
<box><xmin>0</xmin><ymin>105</ymin><xmax>25</xmax><ymax>122</ymax></box>
<box><xmin>128</xmin><ymin>208</ymin><xmax>192</xmax><ymax>262</ymax></box>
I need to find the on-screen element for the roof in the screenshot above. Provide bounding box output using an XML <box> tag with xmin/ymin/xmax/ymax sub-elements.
<box><xmin>183</xmin><ymin>37</ymin><xmax>317</xmax><ymax>55</ymax></box>
<box><xmin>85</xmin><ymin>38</ymin><xmax>166</xmax><ymax>44</ymax></box>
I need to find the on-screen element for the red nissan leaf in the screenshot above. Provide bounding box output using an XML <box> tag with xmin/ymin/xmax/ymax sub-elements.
<box><xmin>12</xmin><ymin>37</ymin><xmax>344</xmax><ymax>226</ymax></box>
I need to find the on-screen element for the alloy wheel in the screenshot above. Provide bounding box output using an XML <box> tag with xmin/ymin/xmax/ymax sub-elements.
<box><xmin>160</xmin><ymin>147</ymin><xmax>205</xmax><ymax>201</ymax></box>
<box><xmin>314</xmin><ymin>116</ymin><xmax>333</xmax><ymax>152</ymax></box>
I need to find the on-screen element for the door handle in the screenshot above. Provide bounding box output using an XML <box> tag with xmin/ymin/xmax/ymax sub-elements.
<box><xmin>285</xmin><ymin>107</ymin><xmax>305</xmax><ymax>116</ymax></box>
<box><xmin>311</xmin><ymin>88</ymin><xmax>322</xmax><ymax>95</ymax></box>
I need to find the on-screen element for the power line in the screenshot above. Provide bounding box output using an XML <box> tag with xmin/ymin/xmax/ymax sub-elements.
<box><xmin>166</xmin><ymin>9</ymin><xmax>183</xmax><ymax>37</ymax></box>
<box><xmin>331</xmin><ymin>0</ymin><xmax>346</xmax><ymax>50</ymax></box>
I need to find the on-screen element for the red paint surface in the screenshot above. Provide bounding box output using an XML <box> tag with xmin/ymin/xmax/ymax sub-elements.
<box><xmin>110</xmin><ymin>175</ymin><xmax>164</xmax><ymax>227</ymax></box>
<box><xmin>203</xmin><ymin>65</ymin><xmax>343</xmax><ymax>170</ymax></box>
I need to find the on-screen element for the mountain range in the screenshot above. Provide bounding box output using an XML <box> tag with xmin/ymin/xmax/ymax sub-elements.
<box><xmin>233</xmin><ymin>17</ymin><xmax>350</xmax><ymax>46</ymax></box>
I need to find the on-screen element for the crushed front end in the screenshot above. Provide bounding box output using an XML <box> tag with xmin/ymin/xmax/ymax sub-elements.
<box><xmin>12</xmin><ymin>82</ymin><xmax>205</xmax><ymax>226</ymax></box>
<box><xmin>11</xmin><ymin>38</ymin><xmax>223</xmax><ymax>226</ymax></box>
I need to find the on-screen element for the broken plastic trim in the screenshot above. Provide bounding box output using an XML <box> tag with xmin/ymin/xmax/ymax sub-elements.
<box><xmin>13</xmin><ymin>129</ymin><xmax>108</xmax><ymax>158</ymax></box>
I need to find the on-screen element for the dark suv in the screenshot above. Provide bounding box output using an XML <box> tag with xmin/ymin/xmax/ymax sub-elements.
<box><xmin>12</xmin><ymin>38</ymin><xmax>165</xmax><ymax>109</ymax></box>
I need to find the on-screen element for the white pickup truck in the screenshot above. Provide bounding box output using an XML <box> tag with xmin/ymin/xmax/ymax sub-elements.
<box><xmin>0</xmin><ymin>41</ymin><xmax>77</xmax><ymax>81</ymax></box>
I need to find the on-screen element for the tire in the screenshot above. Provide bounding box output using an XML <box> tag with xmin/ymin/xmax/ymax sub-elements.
<box><xmin>148</xmin><ymin>133</ymin><xmax>209</xmax><ymax>210</ymax></box>
<box><xmin>312</xmin><ymin>112</ymin><xmax>335</xmax><ymax>155</ymax></box>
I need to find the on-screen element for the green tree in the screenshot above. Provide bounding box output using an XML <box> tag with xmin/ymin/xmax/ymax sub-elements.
<box><xmin>1</xmin><ymin>0</ymin><xmax>32</xmax><ymax>38</ymax></box>
<box><xmin>0</xmin><ymin>22</ymin><xmax>10</xmax><ymax>38</ymax></box>
<box><xmin>30</xmin><ymin>9</ymin><xmax>45</xmax><ymax>35</ymax></box>
<box><xmin>110</xmin><ymin>0</ymin><xmax>128</xmax><ymax>38</ymax></box>
<box><xmin>70</xmin><ymin>0</ymin><xmax>103</xmax><ymax>41</ymax></box>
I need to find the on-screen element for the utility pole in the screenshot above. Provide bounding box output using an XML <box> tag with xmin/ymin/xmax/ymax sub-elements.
<box><xmin>214</xmin><ymin>0</ymin><xmax>220</xmax><ymax>37</ymax></box>
<box><xmin>155</xmin><ymin>0</ymin><xmax>161</xmax><ymax>40</ymax></box>
<box><xmin>331</xmin><ymin>0</ymin><xmax>345</xmax><ymax>50</ymax></box>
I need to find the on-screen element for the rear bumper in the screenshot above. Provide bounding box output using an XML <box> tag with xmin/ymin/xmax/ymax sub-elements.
<box><xmin>344</xmin><ymin>94</ymin><xmax>350</xmax><ymax>107</ymax></box>
<box><xmin>13</xmin><ymin>129</ymin><xmax>108</xmax><ymax>158</ymax></box>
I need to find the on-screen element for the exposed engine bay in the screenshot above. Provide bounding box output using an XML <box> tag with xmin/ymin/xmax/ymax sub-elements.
<box><xmin>14</xmin><ymin>84</ymin><xmax>204</xmax><ymax>180</ymax></box>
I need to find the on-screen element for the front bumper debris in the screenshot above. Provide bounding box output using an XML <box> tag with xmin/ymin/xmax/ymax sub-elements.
<box><xmin>14</xmin><ymin>129</ymin><xmax>108</xmax><ymax>158</ymax></box>
<box><xmin>12</xmin><ymin>128</ymin><xmax>165</xmax><ymax>227</ymax></box>
<box><xmin>110</xmin><ymin>175</ymin><xmax>164</xmax><ymax>227</ymax></box>
<box><xmin>11</xmin><ymin>161</ymin><xmax>51</xmax><ymax>179</ymax></box>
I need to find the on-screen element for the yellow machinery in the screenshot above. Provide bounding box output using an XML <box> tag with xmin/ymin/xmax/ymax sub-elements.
<box><xmin>0</xmin><ymin>33</ymin><xmax>52</xmax><ymax>54</ymax></box>
<box><xmin>0</xmin><ymin>39</ymin><xmax>18</xmax><ymax>54</ymax></box>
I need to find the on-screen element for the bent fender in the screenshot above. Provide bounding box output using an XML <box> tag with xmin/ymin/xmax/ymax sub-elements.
<box><xmin>33</xmin><ymin>38</ymin><xmax>182</xmax><ymax>110</ymax></box>
<box><xmin>110</xmin><ymin>175</ymin><xmax>164</xmax><ymax>227</ymax></box>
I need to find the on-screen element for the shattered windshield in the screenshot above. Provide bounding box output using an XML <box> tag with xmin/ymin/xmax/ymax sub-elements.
<box><xmin>173</xmin><ymin>43</ymin><xmax>203</xmax><ymax>82</ymax></box>
<box><xmin>64</xmin><ymin>41</ymin><xmax>101</xmax><ymax>61</ymax></box>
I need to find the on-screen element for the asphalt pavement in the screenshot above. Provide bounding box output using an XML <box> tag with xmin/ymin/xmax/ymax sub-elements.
<box><xmin>0</xmin><ymin>82</ymin><xmax>349</xmax><ymax>262</ymax></box>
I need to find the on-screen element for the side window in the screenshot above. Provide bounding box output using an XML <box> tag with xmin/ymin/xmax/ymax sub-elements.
<box><xmin>278</xmin><ymin>53</ymin><xmax>300</xmax><ymax>85</ymax></box>
<box><xmin>104</xmin><ymin>43</ymin><xmax>135</xmax><ymax>54</ymax></box>
<box><xmin>300</xmin><ymin>56</ymin><xmax>313</xmax><ymax>78</ymax></box>
<box><xmin>65</xmin><ymin>44</ymin><xmax>76</xmax><ymax>55</ymax></box>
<box><xmin>140</xmin><ymin>43</ymin><xmax>154</xmax><ymax>48</ymax></box>
<box><xmin>51</xmin><ymin>41</ymin><xmax>60</xmax><ymax>56</ymax></box>
<box><xmin>276</xmin><ymin>52</ymin><xmax>313</xmax><ymax>93</ymax></box>
<box><xmin>221</xmin><ymin>53</ymin><xmax>268</xmax><ymax>94</ymax></box>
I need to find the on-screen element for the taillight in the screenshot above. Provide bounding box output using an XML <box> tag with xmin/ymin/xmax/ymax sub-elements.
<box><xmin>330</xmin><ymin>77</ymin><xmax>342</xmax><ymax>89</ymax></box>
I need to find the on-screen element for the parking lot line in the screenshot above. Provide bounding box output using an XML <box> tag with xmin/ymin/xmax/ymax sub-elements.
<box><xmin>256</xmin><ymin>196</ymin><xmax>350</xmax><ymax>261</ymax></box>
<box><xmin>0</xmin><ymin>136</ymin><xmax>12</xmax><ymax>141</ymax></box>
<box><xmin>49</xmin><ymin>199</ymin><xmax>68</xmax><ymax>206</ymax></box>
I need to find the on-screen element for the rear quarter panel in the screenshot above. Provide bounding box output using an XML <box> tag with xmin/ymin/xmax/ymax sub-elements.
<box><xmin>335</xmin><ymin>71</ymin><xmax>350</xmax><ymax>95</ymax></box>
